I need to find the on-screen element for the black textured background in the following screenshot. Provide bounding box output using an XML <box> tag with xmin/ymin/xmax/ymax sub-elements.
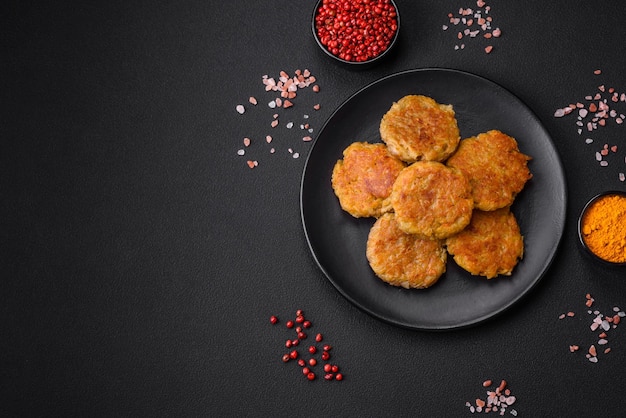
<box><xmin>3</xmin><ymin>1</ymin><xmax>626</xmax><ymax>416</ymax></box>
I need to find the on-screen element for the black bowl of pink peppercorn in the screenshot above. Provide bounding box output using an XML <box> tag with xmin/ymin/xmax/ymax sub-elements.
<box><xmin>312</xmin><ymin>0</ymin><xmax>400</xmax><ymax>69</ymax></box>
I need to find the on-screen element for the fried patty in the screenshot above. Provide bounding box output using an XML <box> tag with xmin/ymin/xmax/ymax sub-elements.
<box><xmin>446</xmin><ymin>130</ymin><xmax>532</xmax><ymax>211</ymax></box>
<box><xmin>390</xmin><ymin>161</ymin><xmax>474</xmax><ymax>239</ymax></box>
<box><xmin>446</xmin><ymin>207</ymin><xmax>524</xmax><ymax>279</ymax></box>
<box><xmin>366</xmin><ymin>213</ymin><xmax>447</xmax><ymax>289</ymax></box>
<box><xmin>331</xmin><ymin>142</ymin><xmax>406</xmax><ymax>218</ymax></box>
<box><xmin>379</xmin><ymin>95</ymin><xmax>460</xmax><ymax>163</ymax></box>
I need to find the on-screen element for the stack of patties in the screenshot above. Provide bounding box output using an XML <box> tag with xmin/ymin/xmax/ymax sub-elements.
<box><xmin>331</xmin><ymin>95</ymin><xmax>532</xmax><ymax>290</ymax></box>
<box><xmin>445</xmin><ymin>130</ymin><xmax>532</xmax><ymax>279</ymax></box>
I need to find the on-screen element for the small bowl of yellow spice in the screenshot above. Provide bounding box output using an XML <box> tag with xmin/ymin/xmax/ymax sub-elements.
<box><xmin>578</xmin><ymin>191</ymin><xmax>626</xmax><ymax>266</ymax></box>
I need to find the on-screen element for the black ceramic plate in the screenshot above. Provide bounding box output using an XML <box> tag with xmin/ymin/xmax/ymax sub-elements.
<box><xmin>300</xmin><ymin>68</ymin><xmax>567</xmax><ymax>330</ymax></box>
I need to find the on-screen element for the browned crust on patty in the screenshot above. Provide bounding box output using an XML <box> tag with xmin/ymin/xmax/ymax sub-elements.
<box><xmin>446</xmin><ymin>130</ymin><xmax>532</xmax><ymax>211</ymax></box>
<box><xmin>445</xmin><ymin>207</ymin><xmax>524</xmax><ymax>279</ymax></box>
<box><xmin>390</xmin><ymin>161</ymin><xmax>474</xmax><ymax>239</ymax></box>
<box><xmin>379</xmin><ymin>95</ymin><xmax>460</xmax><ymax>163</ymax></box>
<box><xmin>366</xmin><ymin>213</ymin><xmax>447</xmax><ymax>289</ymax></box>
<box><xmin>331</xmin><ymin>142</ymin><xmax>406</xmax><ymax>218</ymax></box>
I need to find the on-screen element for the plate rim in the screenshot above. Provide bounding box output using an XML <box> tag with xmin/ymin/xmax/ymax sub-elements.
<box><xmin>300</xmin><ymin>67</ymin><xmax>568</xmax><ymax>330</ymax></box>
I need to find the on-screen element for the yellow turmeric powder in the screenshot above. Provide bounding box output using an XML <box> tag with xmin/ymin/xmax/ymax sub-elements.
<box><xmin>581</xmin><ymin>193</ymin><xmax>626</xmax><ymax>263</ymax></box>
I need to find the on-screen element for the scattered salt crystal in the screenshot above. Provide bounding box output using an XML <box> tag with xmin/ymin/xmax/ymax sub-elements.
<box><xmin>236</xmin><ymin>104</ymin><xmax>245</xmax><ymax>114</ymax></box>
<box><xmin>286</xmin><ymin>122</ymin><xmax>294</xmax><ymax>129</ymax></box>
<box><xmin>268</xmin><ymin>101</ymin><xmax>276</xmax><ymax>109</ymax></box>
<box><xmin>585</xmin><ymin>138</ymin><xmax>593</xmax><ymax>144</ymax></box>
<box><xmin>554</xmin><ymin>108</ymin><xmax>566</xmax><ymax>117</ymax></box>
<box><xmin>293</xmin><ymin>152</ymin><xmax>300</xmax><ymax>159</ymax></box>
<box><xmin>249</xmin><ymin>97</ymin><xmax>257</xmax><ymax>105</ymax></box>
<box><xmin>237</xmin><ymin>149</ymin><xmax>245</xmax><ymax>156</ymax></box>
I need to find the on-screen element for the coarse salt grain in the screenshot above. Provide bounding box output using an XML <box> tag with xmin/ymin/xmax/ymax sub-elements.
<box><xmin>445</xmin><ymin>1</ymin><xmax>500</xmax><ymax>53</ymax></box>
<box><xmin>561</xmin><ymin>294</ymin><xmax>625</xmax><ymax>363</ymax></box>
<box><xmin>554</xmin><ymin>69</ymin><xmax>626</xmax><ymax>183</ymax></box>
<box><xmin>466</xmin><ymin>379</ymin><xmax>517</xmax><ymax>415</ymax></box>
<box><xmin>236</xmin><ymin>69</ymin><xmax>321</xmax><ymax>168</ymax></box>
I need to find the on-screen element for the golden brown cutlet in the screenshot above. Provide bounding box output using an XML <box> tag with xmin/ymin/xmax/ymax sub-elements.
<box><xmin>379</xmin><ymin>95</ymin><xmax>460</xmax><ymax>163</ymax></box>
<box><xmin>446</xmin><ymin>207</ymin><xmax>524</xmax><ymax>279</ymax></box>
<box><xmin>332</xmin><ymin>142</ymin><xmax>406</xmax><ymax>218</ymax></box>
<box><xmin>366</xmin><ymin>213</ymin><xmax>447</xmax><ymax>289</ymax></box>
<box><xmin>390</xmin><ymin>161</ymin><xmax>474</xmax><ymax>239</ymax></box>
<box><xmin>446</xmin><ymin>130</ymin><xmax>532</xmax><ymax>211</ymax></box>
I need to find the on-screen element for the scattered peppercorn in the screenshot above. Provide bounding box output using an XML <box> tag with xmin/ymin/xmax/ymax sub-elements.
<box><xmin>270</xmin><ymin>309</ymin><xmax>345</xmax><ymax>382</ymax></box>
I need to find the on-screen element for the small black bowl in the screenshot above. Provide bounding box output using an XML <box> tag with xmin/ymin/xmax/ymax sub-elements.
<box><xmin>577</xmin><ymin>191</ymin><xmax>626</xmax><ymax>267</ymax></box>
<box><xmin>311</xmin><ymin>0</ymin><xmax>400</xmax><ymax>69</ymax></box>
